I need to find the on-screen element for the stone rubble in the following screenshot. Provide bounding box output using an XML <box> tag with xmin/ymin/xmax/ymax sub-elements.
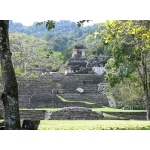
<box><xmin>45</xmin><ymin>107</ymin><xmax>104</xmax><ymax>120</ymax></box>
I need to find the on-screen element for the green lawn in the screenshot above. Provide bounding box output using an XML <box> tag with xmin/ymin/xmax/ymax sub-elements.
<box><xmin>38</xmin><ymin>120</ymin><xmax>150</xmax><ymax>130</ymax></box>
<box><xmin>92</xmin><ymin>107</ymin><xmax>146</xmax><ymax>112</ymax></box>
<box><xmin>57</xmin><ymin>95</ymin><xmax>96</xmax><ymax>105</ymax></box>
<box><xmin>1</xmin><ymin>119</ymin><xmax>150</xmax><ymax>130</ymax></box>
<box><xmin>18</xmin><ymin>107</ymin><xmax>148</xmax><ymax>130</ymax></box>
<box><xmin>20</xmin><ymin>107</ymin><xmax>146</xmax><ymax>112</ymax></box>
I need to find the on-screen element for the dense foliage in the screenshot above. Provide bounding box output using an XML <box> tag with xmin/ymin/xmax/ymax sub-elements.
<box><xmin>100</xmin><ymin>20</ymin><xmax>150</xmax><ymax>119</ymax></box>
<box><xmin>9</xmin><ymin>20</ymin><xmax>106</xmax><ymax>76</ymax></box>
<box><xmin>9</xmin><ymin>33</ymin><xmax>64</xmax><ymax>77</ymax></box>
<box><xmin>9</xmin><ymin>20</ymin><xmax>105</xmax><ymax>58</ymax></box>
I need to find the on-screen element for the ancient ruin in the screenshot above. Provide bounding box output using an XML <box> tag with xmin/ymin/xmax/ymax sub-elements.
<box><xmin>14</xmin><ymin>74</ymin><xmax>109</xmax><ymax>108</ymax></box>
<box><xmin>0</xmin><ymin>45</ymin><xmax>114</xmax><ymax>120</ymax></box>
<box><xmin>60</xmin><ymin>45</ymin><xmax>111</xmax><ymax>75</ymax></box>
<box><xmin>63</xmin><ymin>45</ymin><xmax>88</xmax><ymax>74</ymax></box>
<box><xmin>45</xmin><ymin>107</ymin><xmax>104</xmax><ymax>120</ymax></box>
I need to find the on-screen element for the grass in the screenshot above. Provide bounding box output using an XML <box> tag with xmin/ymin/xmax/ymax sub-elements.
<box><xmin>102</xmin><ymin>113</ymin><xmax>127</xmax><ymax>120</ymax></box>
<box><xmin>38</xmin><ymin>120</ymin><xmax>150</xmax><ymax>130</ymax></box>
<box><xmin>57</xmin><ymin>95</ymin><xmax>96</xmax><ymax>105</ymax></box>
<box><xmin>92</xmin><ymin>107</ymin><xmax>146</xmax><ymax>112</ymax></box>
<box><xmin>20</xmin><ymin>107</ymin><xmax>146</xmax><ymax>113</ymax></box>
<box><xmin>1</xmin><ymin>119</ymin><xmax>150</xmax><ymax>130</ymax></box>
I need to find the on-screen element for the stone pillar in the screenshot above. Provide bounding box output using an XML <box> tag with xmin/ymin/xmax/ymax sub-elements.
<box><xmin>72</xmin><ymin>49</ymin><xmax>77</xmax><ymax>58</ymax></box>
<box><xmin>81</xmin><ymin>49</ymin><xmax>85</xmax><ymax>57</ymax></box>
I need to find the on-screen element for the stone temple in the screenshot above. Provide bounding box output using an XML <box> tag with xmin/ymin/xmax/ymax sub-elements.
<box><xmin>61</xmin><ymin>45</ymin><xmax>111</xmax><ymax>75</ymax></box>
<box><xmin>0</xmin><ymin>45</ymin><xmax>114</xmax><ymax>109</ymax></box>
<box><xmin>72</xmin><ymin>45</ymin><xmax>86</xmax><ymax>58</ymax></box>
<box><xmin>64</xmin><ymin>45</ymin><xmax>88</xmax><ymax>74</ymax></box>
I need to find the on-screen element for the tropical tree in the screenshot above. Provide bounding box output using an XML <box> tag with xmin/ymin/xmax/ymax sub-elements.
<box><xmin>102</xmin><ymin>20</ymin><xmax>150</xmax><ymax>120</ymax></box>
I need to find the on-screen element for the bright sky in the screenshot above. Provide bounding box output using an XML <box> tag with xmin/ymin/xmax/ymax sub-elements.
<box><xmin>1</xmin><ymin>0</ymin><xmax>149</xmax><ymax>26</ymax></box>
<box><xmin>12</xmin><ymin>19</ymin><xmax>105</xmax><ymax>26</ymax></box>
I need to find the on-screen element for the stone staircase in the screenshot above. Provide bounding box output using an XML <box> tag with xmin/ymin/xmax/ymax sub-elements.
<box><xmin>0</xmin><ymin>74</ymin><xmax>109</xmax><ymax>109</ymax></box>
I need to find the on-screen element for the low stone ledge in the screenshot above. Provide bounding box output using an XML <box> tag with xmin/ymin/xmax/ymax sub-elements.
<box><xmin>104</xmin><ymin>112</ymin><xmax>146</xmax><ymax>120</ymax></box>
<box><xmin>20</xmin><ymin>110</ymin><xmax>46</xmax><ymax>120</ymax></box>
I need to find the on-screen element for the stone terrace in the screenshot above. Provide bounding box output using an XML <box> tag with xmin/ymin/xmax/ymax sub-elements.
<box><xmin>0</xmin><ymin>74</ymin><xmax>109</xmax><ymax>108</ymax></box>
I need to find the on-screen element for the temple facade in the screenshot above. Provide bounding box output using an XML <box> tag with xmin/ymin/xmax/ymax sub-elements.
<box><xmin>65</xmin><ymin>45</ymin><xmax>88</xmax><ymax>74</ymax></box>
<box><xmin>62</xmin><ymin>45</ymin><xmax>110</xmax><ymax>75</ymax></box>
<box><xmin>71</xmin><ymin>45</ymin><xmax>86</xmax><ymax>58</ymax></box>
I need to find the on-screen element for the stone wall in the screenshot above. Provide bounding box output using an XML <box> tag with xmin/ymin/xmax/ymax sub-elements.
<box><xmin>0</xmin><ymin>107</ymin><xmax>104</xmax><ymax>120</ymax></box>
<box><xmin>19</xmin><ymin>110</ymin><xmax>46</xmax><ymax>120</ymax></box>
<box><xmin>27</xmin><ymin>94</ymin><xmax>108</xmax><ymax>108</ymax></box>
<box><xmin>0</xmin><ymin>74</ymin><xmax>109</xmax><ymax>108</ymax></box>
<box><xmin>0</xmin><ymin>109</ymin><xmax>46</xmax><ymax>120</ymax></box>
<box><xmin>0</xmin><ymin>109</ymin><xmax>147</xmax><ymax>120</ymax></box>
<box><xmin>105</xmin><ymin>112</ymin><xmax>146</xmax><ymax>120</ymax></box>
<box><xmin>59</xmin><ymin>94</ymin><xmax>108</xmax><ymax>107</ymax></box>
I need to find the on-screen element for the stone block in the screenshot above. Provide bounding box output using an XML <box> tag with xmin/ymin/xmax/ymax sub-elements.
<box><xmin>22</xmin><ymin>120</ymin><xmax>40</xmax><ymax>130</ymax></box>
<box><xmin>76</xmin><ymin>88</ymin><xmax>84</xmax><ymax>93</ymax></box>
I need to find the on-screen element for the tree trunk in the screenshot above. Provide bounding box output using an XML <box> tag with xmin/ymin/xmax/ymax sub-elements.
<box><xmin>146</xmin><ymin>106</ymin><xmax>150</xmax><ymax>120</ymax></box>
<box><xmin>138</xmin><ymin>53</ymin><xmax>150</xmax><ymax>120</ymax></box>
<box><xmin>0</xmin><ymin>20</ymin><xmax>21</xmax><ymax>129</ymax></box>
<box><xmin>145</xmin><ymin>92</ymin><xmax>150</xmax><ymax>120</ymax></box>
